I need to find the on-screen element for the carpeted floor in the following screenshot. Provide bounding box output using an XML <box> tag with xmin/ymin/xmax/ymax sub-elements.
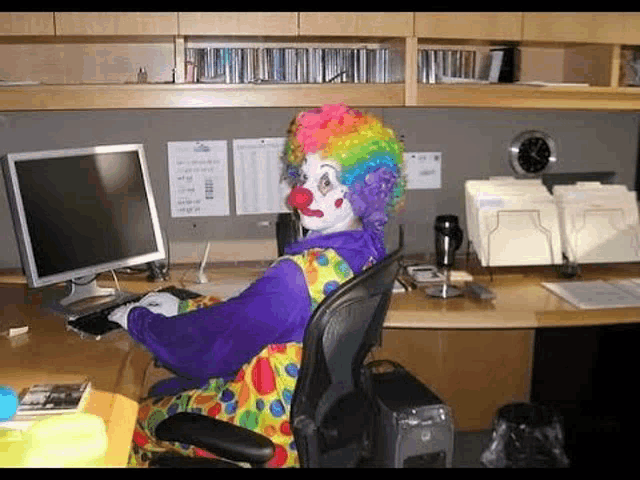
<box><xmin>453</xmin><ymin>430</ymin><xmax>493</xmax><ymax>468</ymax></box>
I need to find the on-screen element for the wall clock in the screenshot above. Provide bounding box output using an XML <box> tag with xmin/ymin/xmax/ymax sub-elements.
<box><xmin>509</xmin><ymin>130</ymin><xmax>557</xmax><ymax>176</ymax></box>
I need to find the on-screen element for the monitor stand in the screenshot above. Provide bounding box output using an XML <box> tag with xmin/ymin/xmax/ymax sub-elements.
<box><xmin>42</xmin><ymin>275</ymin><xmax>138</xmax><ymax>319</ymax></box>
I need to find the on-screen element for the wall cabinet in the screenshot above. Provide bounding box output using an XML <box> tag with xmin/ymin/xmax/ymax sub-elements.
<box><xmin>2</xmin><ymin>12</ymin><xmax>640</xmax><ymax>111</ymax></box>
<box><xmin>54</xmin><ymin>12</ymin><xmax>178</xmax><ymax>36</ymax></box>
<box><xmin>621</xmin><ymin>14</ymin><xmax>640</xmax><ymax>45</ymax></box>
<box><xmin>178</xmin><ymin>12</ymin><xmax>297</xmax><ymax>36</ymax></box>
<box><xmin>415</xmin><ymin>12</ymin><xmax>522</xmax><ymax>41</ymax></box>
<box><xmin>298</xmin><ymin>12</ymin><xmax>413</xmax><ymax>37</ymax></box>
<box><xmin>0</xmin><ymin>13</ymin><xmax>55</xmax><ymax>36</ymax></box>
<box><xmin>523</xmin><ymin>13</ymin><xmax>626</xmax><ymax>44</ymax></box>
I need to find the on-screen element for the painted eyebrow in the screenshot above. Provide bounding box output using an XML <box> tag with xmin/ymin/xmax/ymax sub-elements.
<box><xmin>301</xmin><ymin>163</ymin><xmax>338</xmax><ymax>177</ymax></box>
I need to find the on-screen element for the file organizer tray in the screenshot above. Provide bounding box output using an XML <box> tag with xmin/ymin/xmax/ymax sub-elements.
<box><xmin>563</xmin><ymin>207</ymin><xmax>640</xmax><ymax>264</ymax></box>
<box><xmin>481</xmin><ymin>208</ymin><xmax>562</xmax><ymax>267</ymax></box>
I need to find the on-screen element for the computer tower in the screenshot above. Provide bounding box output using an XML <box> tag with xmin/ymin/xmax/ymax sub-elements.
<box><xmin>368</xmin><ymin>361</ymin><xmax>455</xmax><ymax>468</ymax></box>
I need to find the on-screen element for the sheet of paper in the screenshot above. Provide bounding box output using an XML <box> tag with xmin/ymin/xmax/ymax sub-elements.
<box><xmin>542</xmin><ymin>280</ymin><xmax>640</xmax><ymax>310</ymax></box>
<box><xmin>167</xmin><ymin>140</ymin><xmax>230</xmax><ymax>217</ymax></box>
<box><xmin>404</xmin><ymin>152</ymin><xmax>441</xmax><ymax>190</ymax></box>
<box><xmin>233</xmin><ymin>137</ymin><xmax>290</xmax><ymax>215</ymax></box>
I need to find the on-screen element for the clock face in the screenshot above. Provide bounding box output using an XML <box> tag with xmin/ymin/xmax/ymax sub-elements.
<box><xmin>509</xmin><ymin>131</ymin><xmax>557</xmax><ymax>176</ymax></box>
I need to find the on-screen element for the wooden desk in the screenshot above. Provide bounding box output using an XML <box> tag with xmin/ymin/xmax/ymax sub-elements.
<box><xmin>86</xmin><ymin>390</ymin><xmax>139</xmax><ymax>467</ymax></box>
<box><xmin>375</xmin><ymin>263</ymin><xmax>640</xmax><ymax>431</ymax></box>
<box><xmin>0</xmin><ymin>283</ymin><xmax>145</xmax><ymax>467</ymax></box>
<box><xmin>387</xmin><ymin>264</ymin><xmax>640</xmax><ymax>330</ymax></box>
<box><xmin>3</xmin><ymin>262</ymin><xmax>640</xmax><ymax>433</ymax></box>
<box><xmin>0</xmin><ymin>284</ymin><xmax>155</xmax><ymax>402</ymax></box>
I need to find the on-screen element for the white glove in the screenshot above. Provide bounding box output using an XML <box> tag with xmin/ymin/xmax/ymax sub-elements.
<box><xmin>108</xmin><ymin>292</ymin><xmax>181</xmax><ymax>330</ymax></box>
<box><xmin>108</xmin><ymin>302</ymin><xmax>137</xmax><ymax>330</ymax></box>
<box><xmin>137</xmin><ymin>292</ymin><xmax>180</xmax><ymax>317</ymax></box>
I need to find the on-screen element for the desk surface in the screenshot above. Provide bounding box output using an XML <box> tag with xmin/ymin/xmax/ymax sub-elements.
<box><xmin>388</xmin><ymin>264</ymin><xmax>640</xmax><ymax>329</ymax></box>
<box><xmin>3</xmin><ymin>262</ymin><xmax>640</xmax><ymax>437</ymax></box>
<box><xmin>4</xmin><ymin>263</ymin><xmax>640</xmax><ymax>334</ymax></box>
<box><xmin>86</xmin><ymin>390</ymin><xmax>139</xmax><ymax>467</ymax></box>
<box><xmin>189</xmin><ymin>261</ymin><xmax>640</xmax><ymax>329</ymax></box>
<box><xmin>0</xmin><ymin>285</ymin><xmax>146</xmax><ymax>467</ymax></box>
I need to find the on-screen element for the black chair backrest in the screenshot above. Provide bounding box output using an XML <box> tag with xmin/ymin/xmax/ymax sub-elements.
<box><xmin>291</xmin><ymin>227</ymin><xmax>404</xmax><ymax>467</ymax></box>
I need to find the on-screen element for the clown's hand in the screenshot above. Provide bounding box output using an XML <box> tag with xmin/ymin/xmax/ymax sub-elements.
<box><xmin>137</xmin><ymin>292</ymin><xmax>180</xmax><ymax>317</ymax></box>
<box><xmin>108</xmin><ymin>302</ymin><xmax>137</xmax><ymax>330</ymax></box>
<box><xmin>108</xmin><ymin>292</ymin><xmax>180</xmax><ymax>330</ymax></box>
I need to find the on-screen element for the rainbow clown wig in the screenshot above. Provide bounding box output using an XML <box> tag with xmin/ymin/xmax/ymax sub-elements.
<box><xmin>284</xmin><ymin>103</ymin><xmax>405</xmax><ymax>236</ymax></box>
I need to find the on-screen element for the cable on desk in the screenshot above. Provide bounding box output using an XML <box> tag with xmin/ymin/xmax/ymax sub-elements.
<box><xmin>110</xmin><ymin>269</ymin><xmax>121</xmax><ymax>292</ymax></box>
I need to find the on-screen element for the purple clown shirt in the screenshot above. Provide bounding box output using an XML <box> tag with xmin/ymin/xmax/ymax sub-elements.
<box><xmin>126</xmin><ymin>228</ymin><xmax>386</xmax><ymax>396</ymax></box>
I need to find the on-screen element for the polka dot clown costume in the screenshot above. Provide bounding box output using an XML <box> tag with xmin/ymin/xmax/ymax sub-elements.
<box><xmin>120</xmin><ymin>104</ymin><xmax>405</xmax><ymax>467</ymax></box>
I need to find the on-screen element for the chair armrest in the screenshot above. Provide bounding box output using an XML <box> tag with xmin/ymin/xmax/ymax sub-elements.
<box><xmin>154</xmin><ymin>412</ymin><xmax>275</xmax><ymax>465</ymax></box>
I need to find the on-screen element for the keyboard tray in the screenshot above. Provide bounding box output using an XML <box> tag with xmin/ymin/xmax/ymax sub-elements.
<box><xmin>66</xmin><ymin>286</ymin><xmax>202</xmax><ymax>340</ymax></box>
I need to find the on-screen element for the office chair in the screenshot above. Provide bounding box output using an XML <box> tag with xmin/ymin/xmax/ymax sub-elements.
<box><xmin>148</xmin><ymin>227</ymin><xmax>404</xmax><ymax>468</ymax></box>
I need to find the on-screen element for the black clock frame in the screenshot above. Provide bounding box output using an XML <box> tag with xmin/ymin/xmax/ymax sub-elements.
<box><xmin>509</xmin><ymin>130</ymin><xmax>557</xmax><ymax>176</ymax></box>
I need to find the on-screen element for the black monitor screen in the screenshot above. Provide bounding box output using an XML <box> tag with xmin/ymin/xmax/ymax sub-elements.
<box><xmin>9</xmin><ymin>147</ymin><xmax>162</xmax><ymax>281</ymax></box>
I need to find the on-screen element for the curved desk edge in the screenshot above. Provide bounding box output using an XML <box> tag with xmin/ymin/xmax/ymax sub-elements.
<box><xmin>85</xmin><ymin>390</ymin><xmax>139</xmax><ymax>467</ymax></box>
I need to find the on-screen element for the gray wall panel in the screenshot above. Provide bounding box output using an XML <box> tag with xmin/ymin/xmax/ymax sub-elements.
<box><xmin>1</xmin><ymin>107</ymin><xmax>638</xmax><ymax>268</ymax></box>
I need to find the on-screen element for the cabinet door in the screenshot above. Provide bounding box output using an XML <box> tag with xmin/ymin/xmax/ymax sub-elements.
<box><xmin>54</xmin><ymin>12</ymin><xmax>178</xmax><ymax>36</ymax></box>
<box><xmin>0</xmin><ymin>13</ymin><xmax>54</xmax><ymax>35</ymax></box>
<box><xmin>622</xmin><ymin>14</ymin><xmax>640</xmax><ymax>44</ymax></box>
<box><xmin>415</xmin><ymin>12</ymin><xmax>522</xmax><ymax>41</ymax></box>
<box><xmin>299</xmin><ymin>12</ymin><xmax>413</xmax><ymax>37</ymax></box>
<box><xmin>374</xmin><ymin>328</ymin><xmax>534</xmax><ymax>431</ymax></box>
<box><xmin>523</xmin><ymin>13</ymin><xmax>626</xmax><ymax>44</ymax></box>
<box><xmin>178</xmin><ymin>12</ymin><xmax>297</xmax><ymax>36</ymax></box>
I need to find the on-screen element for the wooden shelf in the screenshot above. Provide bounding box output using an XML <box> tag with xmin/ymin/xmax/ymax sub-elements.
<box><xmin>0</xmin><ymin>83</ymin><xmax>406</xmax><ymax>110</ymax></box>
<box><xmin>416</xmin><ymin>84</ymin><xmax>640</xmax><ymax>110</ymax></box>
<box><xmin>3</xmin><ymin>83</ymin><xmax>640</xmax><ymax>111</ymax></box>
<box><xmin>3</xmin><ymin>12</ymin><xmax>640</xmax><ymax>111</ymax></box>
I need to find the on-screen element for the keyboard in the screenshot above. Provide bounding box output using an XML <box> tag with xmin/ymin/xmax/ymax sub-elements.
<box><xmin>65</xmin><ymin>286</ymin><xmax>202</xmax><ymax>339</ymax></box>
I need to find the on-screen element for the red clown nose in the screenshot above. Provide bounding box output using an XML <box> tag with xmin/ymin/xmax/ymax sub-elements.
<box><xmin>287</xmin><ymin>186</ymin><xmax>313</xmax><ymax>209</ymax></box>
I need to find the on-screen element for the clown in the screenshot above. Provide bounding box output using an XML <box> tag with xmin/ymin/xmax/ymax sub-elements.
<box><xmin>109</xmin><ymin>103</ymin><xmax>405</xmax><ymax>467</ymax></box>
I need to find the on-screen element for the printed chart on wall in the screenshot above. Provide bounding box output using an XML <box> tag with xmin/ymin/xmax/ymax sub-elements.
<box><xmin>404</xmin><ymin>152</ymin><xmax>442</xmax><ymax>190</ymax></box>
<box><xmin>233</xmin><ymin>137</ymin><xmax>290</xmax><ymax>215</ymax></box>
<box><xmin>167</xmin><ymin>140</ymin><xmax>230</xmax><ymax>217</ymax></box>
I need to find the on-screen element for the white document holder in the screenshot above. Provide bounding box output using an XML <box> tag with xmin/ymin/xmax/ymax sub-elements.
<box><xmin>465</xmin><ymin>178</ymin><xmax>563</xmax><ymax>267</ymax></box>
<box><xmin>465</xmin><ymin>178</ymin><xmax>543</xmax><ymax>262</ymax></box>
<box><xmin>553</xmin><ymin>183</ymin><xmax>640</xmax><ymax>264</ymax></box>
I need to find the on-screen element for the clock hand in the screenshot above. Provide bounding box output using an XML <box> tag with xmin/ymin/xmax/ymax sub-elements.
<box><xmin>533</xmin><ymin>139</ymin><xmax>542</xmax><ymax>156</ymax></box>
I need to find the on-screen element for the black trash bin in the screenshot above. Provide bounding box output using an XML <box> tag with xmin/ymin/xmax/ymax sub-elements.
<box><xmin>480</xmin><ymin>403</ymin><xmax>570</xmax><ymax>468</ymax></box>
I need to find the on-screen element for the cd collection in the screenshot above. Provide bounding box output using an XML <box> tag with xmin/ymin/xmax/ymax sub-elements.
<box><xmin>418</xmin><ymin>49</ymin><xmax>477</xmax><ymax>84</ymax></box>
<box><xmin>185</xmin><ymin>47</ymin><xmax>390</xmax><ymax>84</ymax></box>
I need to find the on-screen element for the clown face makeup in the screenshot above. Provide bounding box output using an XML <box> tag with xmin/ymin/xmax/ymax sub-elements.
<box><xmin>287</xmin><ymin>153</ymin><xmax>359</xmax><ymax>235</ymax></box>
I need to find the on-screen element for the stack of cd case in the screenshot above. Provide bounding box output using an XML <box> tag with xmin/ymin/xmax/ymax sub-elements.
<box><xmin>185</xmin><ymin>46</ymin><xmax>390</xmax><ymax>85</ymax></box>
<box><xmin>418</xmin><ymin>49</ymin><xmax>476</xmax><ymax>84</ymax></box>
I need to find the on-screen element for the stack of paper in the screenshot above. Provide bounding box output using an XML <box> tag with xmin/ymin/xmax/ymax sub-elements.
<box><xmin>465</xmin><ymin>177</ymin><xmax>563</xmax><ymax>267</ymax></box>
<box><xmin>553</xmin><ymin>182</ymin><xmax>640</xmax><ymax>264</ymax></box>
<box><xmin>542</xmin><ymin>278</ymin><xmax>640</xmax><ymax>310</ymax></box>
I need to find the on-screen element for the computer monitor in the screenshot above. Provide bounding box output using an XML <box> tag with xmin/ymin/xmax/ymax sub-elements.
<box><xmin>2</xmin><ymin>144</ymin><xmax>166</xmax><ymax>316</ymax></box>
